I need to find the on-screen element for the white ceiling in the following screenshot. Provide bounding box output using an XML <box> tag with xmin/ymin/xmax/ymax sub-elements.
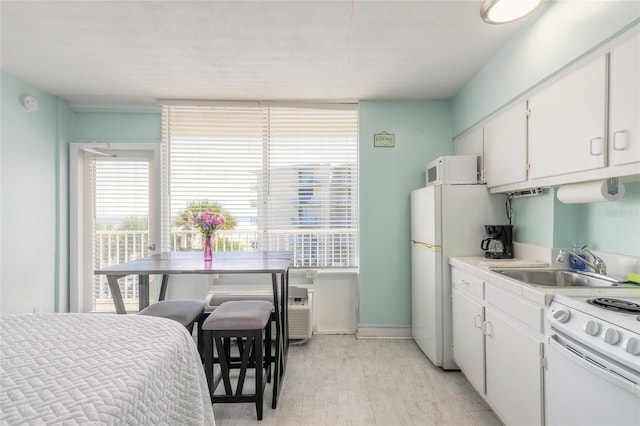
<box><xmin>0</xmin><ymin>0</ymin><xmax>534</xmax><ymax>107</ymax></box>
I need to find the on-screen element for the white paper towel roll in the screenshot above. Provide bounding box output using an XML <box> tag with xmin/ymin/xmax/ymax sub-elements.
<box><xmin>557</xmin><ymin>179</ymin><xmax>625</xmax><ymax>204</ymax></box>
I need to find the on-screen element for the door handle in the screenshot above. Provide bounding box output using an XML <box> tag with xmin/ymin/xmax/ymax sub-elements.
<box><xmin>482</xmin><ymin>321</ymin><xmax>493</xmax><ymax>336</ymax></box>
<box><xmin>474</xmin><ymin>315</ymin><xmax>483</xmax><ymax>329</ymax></box>
<box><xmin>148</xmin><ymin>243</ymin><xmax>156</xmax><ymax>251</ymax></box>
<box><xmin>590</xmin><ymin>137</ymin><xmax>604</xmax><ymax>156</ymax></box>
<box><xmin>613</xmin><ymin>130</ymin><xmax>628</xmax><ymax>151</ymax></box>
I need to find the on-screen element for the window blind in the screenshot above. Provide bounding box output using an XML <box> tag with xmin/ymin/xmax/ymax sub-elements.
<box><xmin>90</xmin><ymin>157</ymin><xmax>150</xmax><ymax>311</ymax></box>
<box><xmin>161</xmin><ymin>104</ymin><xmax>358</xmax><ymax>267</ymax></box>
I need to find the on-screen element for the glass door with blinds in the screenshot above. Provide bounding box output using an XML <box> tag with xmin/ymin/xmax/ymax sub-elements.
<box><xmin>82</xmin><ymin>149</ymin><xmax>158</xmax><ymax>312</ymax></box>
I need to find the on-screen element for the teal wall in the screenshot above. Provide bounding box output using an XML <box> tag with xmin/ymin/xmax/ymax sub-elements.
<box><xmin>582</xmin><ymin>182</ymin><xmax>640</xmax><ymax>255</ymax></box>
<box><xmin>70</xmin><ymin>109</ymin><xmax>161</xmax><ymax>142</ymax></box>
<box><xmin>510</xmin><ymin>190</ymin><xmax>555</xmax><ymax>246</ymax></box>
<box><xmin>552</xmin><ymin>193</ymin><xmax>585</xmax><ymax>250</ymax></box>
<box><xmin>358</xmin><ymin>100</ymin><xmax>452</xmax><ymax>327</ymax></box>
<box><xmin>1</xmin><ymin>70</ymin><xmax>70</xmax><ymax>313</ymax></box>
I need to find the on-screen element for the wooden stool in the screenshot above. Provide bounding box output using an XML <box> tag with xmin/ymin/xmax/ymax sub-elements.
<box><xmin>202</xmin><ymin>300</ymin><xmax>273</xmax><ymax>420</ymax></box>
<box><xmin>138</xmin><ymin>299</ymin><xmax>206</xmax><ymax>352</ymax></box>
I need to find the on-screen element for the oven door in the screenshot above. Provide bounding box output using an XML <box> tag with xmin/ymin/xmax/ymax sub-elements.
<box><xmin>546</xmin><ymin>333</ymin><xmax>640</xmax><ymax>426</ymax></box>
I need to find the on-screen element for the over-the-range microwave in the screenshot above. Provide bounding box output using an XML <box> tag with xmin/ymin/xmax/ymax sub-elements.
<box><xmin>425</xmin><ymin>155</ymin><xmax>479</xmax><ymax>185</ymax></box>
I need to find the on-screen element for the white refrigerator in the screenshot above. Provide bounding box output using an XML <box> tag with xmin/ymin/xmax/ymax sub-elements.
<box><xmin>411</xmin><ymin>184</ymin><xmax>505</xmax><ymax>370</ymax></box>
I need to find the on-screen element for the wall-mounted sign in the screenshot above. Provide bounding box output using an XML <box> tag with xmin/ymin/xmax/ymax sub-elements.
<box><xmin>374</xmin><ymin>132</ymin><xmax>395</xmax><ymax>147</ymax></box>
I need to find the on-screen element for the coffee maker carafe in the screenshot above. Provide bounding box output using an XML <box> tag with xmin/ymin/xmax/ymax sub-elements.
<box><xmin>481</xmin><ymin>225</ymin><xmax>514</xmax><ymax>259</ymax></box>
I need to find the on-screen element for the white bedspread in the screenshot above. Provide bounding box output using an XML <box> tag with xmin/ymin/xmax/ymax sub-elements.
<box><xmin>0</xmin><ymin>313</ymin><xmax>215</xmax><ymax>425</ymax></box>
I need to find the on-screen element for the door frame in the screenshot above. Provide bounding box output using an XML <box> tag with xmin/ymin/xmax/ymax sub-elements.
<box><xmin>69</xmin><ymin>142</ymin><xmax>161</xmax><ymax>313</ymax></box>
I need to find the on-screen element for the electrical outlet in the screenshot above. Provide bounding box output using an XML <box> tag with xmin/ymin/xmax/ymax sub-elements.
<box><xmin>305</xmin><ymin>269</ymin><xmax>318</xmax><ymax>279</ymax></box>
<box><xmin>208</xmin><ymin>274</ymin><xmax>220</xmax><ymax>285</ymax></box>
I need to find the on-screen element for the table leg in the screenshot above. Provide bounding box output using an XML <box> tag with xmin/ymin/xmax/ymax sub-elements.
<box><xmin>159</xmin><ymin>275</ymin><xmax>169</xmax><ymax>301</ymax></box>
<box><xmin>270</xmin><ymin>269</ymin><xmax>290</xmax><ymax>408</ymax></box>
<box><xmin>138</xmin><ymin>274</ymin><xmax>150</xmax><ymax>312</ymax></box>
<box><xmin>106</xmin><ymin>275</ymin><xmax>127</xmax><ymax>314</ymax></box>
<box><xmin>282</xmin><ymin>270</ymin><xmax>289</xmax><ymax>355</ymax></box>
<box><xmin>271</xmin><ymin>273</ymin><xmax>283</xmax><ymax>408</ymax></box>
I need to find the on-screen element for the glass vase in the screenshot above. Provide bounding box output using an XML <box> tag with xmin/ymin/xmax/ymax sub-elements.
<box><xmin>203</xmin><ymin>234</ymin><xmax>213</xmax><ymax>261</ymax></box>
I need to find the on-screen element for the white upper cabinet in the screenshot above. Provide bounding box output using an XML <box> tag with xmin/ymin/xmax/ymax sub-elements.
<box><xmin>483</xmin><ymin>101</ymin><xmax>528</xmax><ymax>187</ymax></box>
<box><xmin>609</xmin><ymin>33</ymin><xmax>640</xmax><ymax>167</ymax></box>
<box><xmin>528</xmin><ymin>55</ymin><xmax>607</xmax><ymax>180</ymax></box>
<box><xmin>460</xmin><ymin>28</ymin><xmax>639</xmax><ymax>194</ymax></box>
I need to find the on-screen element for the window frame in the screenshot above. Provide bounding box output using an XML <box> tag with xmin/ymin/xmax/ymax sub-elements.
<box><xmin>69</xmin><ymin>142</ymin><xmax>161</xmax><ymax>313</ymax></box>
<box><xmin>161</xmin><ymin>102</ymin><xmax>359</xmax><ymax>269</ymax></box>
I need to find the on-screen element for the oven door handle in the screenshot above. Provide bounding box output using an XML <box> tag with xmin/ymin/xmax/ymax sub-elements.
<box><xmin>548</xmin><ymin>333</ymin><xmax>640</xmax><ymax>397</ymax></box>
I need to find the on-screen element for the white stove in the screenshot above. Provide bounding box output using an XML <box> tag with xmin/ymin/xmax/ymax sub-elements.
<box><xmin>548</xmin><ymin>294</ymin><xmax>640</xmax><ymax>371</ymax></box>
<box><xmin>546</xmin><ymin>294</ymin><xmax>640</xmax><ymax>425</ymax></box>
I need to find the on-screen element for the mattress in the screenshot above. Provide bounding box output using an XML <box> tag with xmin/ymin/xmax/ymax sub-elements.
<box><xmin>0</xmin><ymin>313</ymin><xmax>215</xmax><ymax>425</ymax></box>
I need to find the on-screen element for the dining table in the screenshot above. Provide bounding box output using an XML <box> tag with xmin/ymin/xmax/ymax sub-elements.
<box><xmin>94</xmin><ymin>250</ymin><xmax>292</xmax><ymax>408</ymax></box>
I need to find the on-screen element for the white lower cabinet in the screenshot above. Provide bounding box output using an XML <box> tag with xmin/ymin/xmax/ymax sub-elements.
<box><xmin>451</xmin><ymin>265</ymin><xmax>545</xmax><ymax>426</ymax></box>
<box><xmin>452</xmin><ymin>287</ymin><xmax>485</xmax><ymax>394</ymax></box>
<box><xmin>485</xmin><ymin>307</ymin><xmax>544</xmax><ymax>426</ymax></box>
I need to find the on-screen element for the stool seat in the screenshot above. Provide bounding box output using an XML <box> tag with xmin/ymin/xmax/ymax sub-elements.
<box><xmin>203</xmin><ymin>300</ymin><xmax>272</xmax><ymax>331</ymax></box>
<box><xmin>139</xmin><ymin>299</ymin><xmax>206</xmax><ymax>327</ymax></box>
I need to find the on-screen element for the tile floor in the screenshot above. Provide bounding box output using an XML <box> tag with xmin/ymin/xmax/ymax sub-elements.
<box><xmin>211</xmin><ymin>335</ymin><xmax>502</xmax><ymax>425</ymax></box>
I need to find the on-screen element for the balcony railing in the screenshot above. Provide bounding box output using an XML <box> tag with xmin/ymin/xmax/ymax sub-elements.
<box><xmin>93</xmin><ymin>228</ymin><xmax>356</xmax><ymax>311</ymax></box>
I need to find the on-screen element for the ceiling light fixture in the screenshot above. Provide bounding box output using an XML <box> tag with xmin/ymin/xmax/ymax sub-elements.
<box><xmin>481</xmin><ymin>0</ymin><xmax>544</xmax><ymax>25</ymax></box>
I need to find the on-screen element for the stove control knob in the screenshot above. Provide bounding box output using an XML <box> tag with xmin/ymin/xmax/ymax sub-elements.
<box><xmin>603</xmin><ymin>328</ymin><xmax>621</xmax><ymax>345</ymax></box>
<box><xmin>553</xmin><ymin>309</ymin><xmax>571</xmax><ymax>323</ymax></box>
<box><xmin>584</xmin><ymin>320</ymin><xmax>601</xmax><ymax>336</ymax></box>
<box><xmin>626</xmin><ymin>337</ymin><xmax>640</xmax><ymax>356</ymax></box>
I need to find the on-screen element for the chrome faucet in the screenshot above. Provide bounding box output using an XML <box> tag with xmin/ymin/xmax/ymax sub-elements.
<box><xmin>555</xmin><ymin>245</ymin><xmax>607</xmax><ymax>275</ymax></box>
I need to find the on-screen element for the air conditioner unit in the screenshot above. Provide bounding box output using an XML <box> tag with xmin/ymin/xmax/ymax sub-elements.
<box><xmin>204</xmin><ymin>286</ymin><xmax>312</xmax><ymax>340</ymax></box>
<box><xmin>288</xmin><ymin>286</ymin><xmax>313</xmax><ymax>340</ymax></box>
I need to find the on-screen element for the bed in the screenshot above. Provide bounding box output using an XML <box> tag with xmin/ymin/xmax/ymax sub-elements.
<box><xmin>0</xmin><ymin>313</ymin><xmax>215</xmax><ymax>425</ymax></box>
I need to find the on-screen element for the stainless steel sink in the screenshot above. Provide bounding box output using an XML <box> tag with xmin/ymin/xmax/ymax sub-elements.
<box><xmin>496</xmin><ymin>269</ymin><xmax>633</xmax><ymax>288</ymax></box>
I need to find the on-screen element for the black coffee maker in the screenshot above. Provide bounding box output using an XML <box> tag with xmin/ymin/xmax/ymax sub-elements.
<box><xmin>481</xmin><ymin>225</ymin><xmax>514</xmax><ymax>259</ymax></box>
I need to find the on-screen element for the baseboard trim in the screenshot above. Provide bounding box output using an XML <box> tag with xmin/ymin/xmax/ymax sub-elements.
<box><xmin>356</xmin><ymin>327</ymin><xmax>412</xmax><ymax>339</ymax></box>
<box><xmin>313</xmin><ymin>330</ymin><xmax>356</xmax><ymax>335</ymax></box>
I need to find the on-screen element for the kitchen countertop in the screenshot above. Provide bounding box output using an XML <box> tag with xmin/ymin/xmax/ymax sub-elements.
<box><xmin>450</xmin><ymin>256</ymin><xmax>640</xmax><ymax>306</ymax></box>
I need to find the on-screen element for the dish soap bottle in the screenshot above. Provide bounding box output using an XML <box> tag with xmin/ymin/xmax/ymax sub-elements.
<box><xmin>568</xmin><ymin>243</ymin><xmax>586</xmax><ymax>270</ymax></box>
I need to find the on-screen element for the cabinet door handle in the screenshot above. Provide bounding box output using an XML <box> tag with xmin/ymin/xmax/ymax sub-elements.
<box><xmin>458</xmin><ymin>279</ymin><xmax>470</xmax><ymax>286</ymax></box>
<box><xmin>590</xmin><ymin>137</ymin><xmax>604</xmax><ymax>156</ymax></box>
<box><xmin>613</xmin><ymin>130</ymin><xmax>628</xmax><ymax>151</ymax></box>
<box><xmin>482</xmin><ymin>321</ymin><xmax>493</xmax><ymax>336</ymax></box>
<box><xmin>474</xmin><ymin>315</ymin><xmax>483</xmax><ymax>329</ymax></box>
